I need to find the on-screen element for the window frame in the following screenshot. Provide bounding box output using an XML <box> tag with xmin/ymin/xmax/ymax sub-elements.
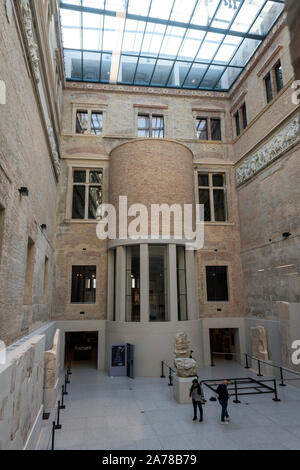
<box><xmin>232</xmin><ymin>102</ymin><xmax>247</xmax><ymax>138</ymax></box>
<box><xmin>263</xmin><ymin>59</ymin><xmax>284</xmax><ymax>105</ymax></box>
<box><xmin>195</xmin><ymin>116</ymin><xmax>222</xmax><ymax>141</ymax></box>
<box><xmin>71</xmin><ymin>265</ymin><xmax>97</xmax><ymax>304</ymax></box>
<box><xmin>205</xmin><ymin>265</ymin><xmax>229</xmax><ymax>302</ymax></box>
<box><xmin>137</xmin><ymin>112</ymin><xmax>164</xmax><ymax>138</ymax></box>
<box><xmin>197</xmin><ymin>171</ymin><xmax>228</xmax><ymax>223</ymax></box>
<box><xmin>72</xmin><ymin>104</ymin><xmax>107</xmax><ymax>135</ymax></box>
<box><xmin>71</xmin><ymin>168</ymin><xmax>103</xmax><ymax>220</ymax></box>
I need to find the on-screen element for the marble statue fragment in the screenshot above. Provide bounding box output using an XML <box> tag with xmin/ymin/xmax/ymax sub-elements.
<box><xmin>174</xmin><ymin>332</ymin><xmax>197</xmax><ymax>377</ymax></box>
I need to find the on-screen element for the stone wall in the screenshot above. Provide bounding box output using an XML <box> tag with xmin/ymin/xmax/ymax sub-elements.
<box><xmin>233</xmin><ymin>21</ymin><xmax>300</xmax><ymax>365</ymax></box>
<box><xmin>57</xmin><ymin>82</ymin><xmax>244</xmax><ymax>321</ymax></box>
<box><xmin>0</xmin><ymin>334</ymin><xmax>45</xmax><ymax>450</ymax></box>
<box><xmin>0</xmin><ymin>0</ymin><xmax>63</xmax><ymax>344</ymax></box>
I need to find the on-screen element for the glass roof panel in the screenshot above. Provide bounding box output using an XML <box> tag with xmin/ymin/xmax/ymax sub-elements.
<box><xmin>191</xmin><ymin>0</ymin><xmax>220</xmax><ymax>27</ymax></box>
<box><xmin>197</xmin><ymin>32</ymin><xmax>225</xmax><ymax>62</ymax></box>
<box><xmin>160</xmin><ymin>26</ymin><xmax>186</xmax><ymax>59</ymax></box>
<box><xmin>167</xmin><ymin>61</ymin><xmax>192</xmax><ymax>87</ymax></box>
<box><xmin>149</xmin><ymin>0</ymin><xmax>175</xmax><ymax>20</ymax></box>
<box><xmin>141</xmin><ymin>23</ymin><xmax>166</xmax><ymax>56</ymax></box>
<box><xmin>170</xmin><ymin>0</ymin><xmax>197</xmax><ymax>23</ymax></box>
<box><xmin>231</xmin><ymin>0</ymin><xmax>265</xmax><ymax>33</ymax></box>
<box><xmin>250</xmin><ymin>1</ymin><xmax>285</xmax><ymax>35</ymax></box>
<box><xmin>122</xmin><ymin>19</ymin><xmax>145</xmax><ymax>55</ymax></box>
<box><xmin>60</xmin><ymin>0</ymin><xmax>285</xmax><ymax>90</ymax></box>
<box><xmin>151</xmin><ymin>59</ymin><xmax>174</xmax><ymax>86</ymax></box>
<box><xmin>128</xmin><ymin>0</ymin><xmax>151</xmax><ymax>16</ymax></box>
<box><xmin>178</xmin><ymin>30</ymin><xmax>205</xmax><ymax>60</ymax></box>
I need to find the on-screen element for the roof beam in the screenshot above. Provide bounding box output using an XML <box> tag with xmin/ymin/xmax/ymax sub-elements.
<box><xmin>60</xmin><ymin>2</ymin><xmax>266</xmax><ymax>41</ymax></box>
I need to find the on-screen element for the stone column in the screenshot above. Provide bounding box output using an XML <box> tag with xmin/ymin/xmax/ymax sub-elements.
<box><xmin>115</xmin><ymin>245</ymin><xmax>126</xmax><ymax>322</ymax></box>
<box><xmin>140</xmin><ymin>243</ymin><xmax>149</xmax><ymax>323</ymax></box>
<box><xmin>186</xmin><ymin>250</ymin><xmax>199</xmax><ymax>320</ymax></box>
<box><xmin>168</xmin><ymin>244</ymin><xmax>178</xmax><ymax>322</ymax></box>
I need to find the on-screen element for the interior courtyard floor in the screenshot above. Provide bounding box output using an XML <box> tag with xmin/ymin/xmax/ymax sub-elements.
<box><xmin>36</xmin><ymin>361</ymin><xmax>300</xmax><ymax>450</ymax></box>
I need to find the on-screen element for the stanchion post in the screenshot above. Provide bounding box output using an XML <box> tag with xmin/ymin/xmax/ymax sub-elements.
<box><xmin>68</xmin><ymin>363</ymin><xmax>72</xmax><ymax>375</ymax></box>
<box><xmin>168</xmin><ymin>367</ymin><xmax>173</xmax><ymax>386</ymax></box>
<box><xmin>233</xmin><ymin>380</ymin><xmax>241</xmax><ymax>404</ymax></box>
<box><xmin>211</xmin><ymin>352</ymin><xmax>215</xmax><ymax>367</ymax></box>
<box><xmin>160</xmin><ymin>361</ymin><xmax>165</xmax><ymax>379</ymax></box>
<box><xmin>257</xmin><ymin>359</ymin><xmax>263</xmax><ymax>377</ymax></box>
<box><xmin>55</xmin><ymin>401</ymin><xmax>62</xmax><ymax>430</ymax></box>
<box><xmin>66</xmin><ymin>372</ymin><xmax>70</xmax><ymax>384</ymax></box>
<box><xmin>245</xmin><ymin>353</ymin><xmax>250</xmax><ymax>369</ymax></box>
<box><xmin>60</xmin><ymin>385</ymin><xmax>66</xmax><ymax>409</ymax></box>
<box><xmin>272</xmin><ymin>379</ymin><xmax>281</xmax><ymax>402</ymax></box>
<box><xmin>51</xmin><ymin>421</ymin><xmax>56</xmax><ymax>451</ymax></box>
<box><xmin>279</xmin><ymin>367</ymin><xmax>286</xmax><ymax>387</ymax></box>
<box><xmin>64</xmin><ymin>375</ymin><xmax>69</xmax><ymax>395</ymax></box>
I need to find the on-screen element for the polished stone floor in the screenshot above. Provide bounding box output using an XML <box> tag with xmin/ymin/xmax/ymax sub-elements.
<box><xmin>36</xmin><ymin>361</ymin><xmax>300</xmax><ymax>450</ymax></box>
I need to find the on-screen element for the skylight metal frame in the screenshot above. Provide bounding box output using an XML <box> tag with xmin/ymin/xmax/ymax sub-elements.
<box><xmin>60</xmin><ymin>0</ymin><xmax>285</xmax><ymax>91</ymax></box>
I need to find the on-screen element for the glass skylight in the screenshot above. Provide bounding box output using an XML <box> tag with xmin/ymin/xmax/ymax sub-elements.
<box><xmin>60</xmin><ymin>0</ymin><xmax>285</xmax><ymax>91</ymax></box>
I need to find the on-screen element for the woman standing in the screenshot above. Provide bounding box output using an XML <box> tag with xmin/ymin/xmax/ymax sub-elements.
<box><xmin>189</xmin><ymin>379</ymin><xmax>205</xmax><ymax>422</ymax></box>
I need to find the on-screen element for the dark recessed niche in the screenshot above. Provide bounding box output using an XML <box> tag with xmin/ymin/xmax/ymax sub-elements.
<box><xmin>80</xmin><ymin>312</ymin><xmax>85</xmax><ymax>315</ymax></box>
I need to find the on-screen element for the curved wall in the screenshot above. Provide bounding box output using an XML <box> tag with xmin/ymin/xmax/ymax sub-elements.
<box><xmin>109</xmin><ymin>139</ymin><xmax>195</xmax><ymax>237</ymax></box>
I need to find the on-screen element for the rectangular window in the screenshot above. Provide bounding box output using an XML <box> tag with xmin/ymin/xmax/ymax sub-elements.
<box><xmin>152</xmin><ymin>115</ymin><xmax>164</xmax><ymax>138</ymax></box>
<box><xmin>126</xmin><ymin>246</ymin><xmax>140</xmax><ymax>322</ymax></box>
<box><xmin>265</xmin><ymin>73</ymin><xmax>273</xmax><ymax>103</ymax></box>
<box><xmin>72</xmin><ymin>169</ymin><xmax>103</xmax><ymax>220</ymax></box>
<box><xmin>264</xmin><ymin>60</ymin><xmax>284</xmax><ymax>104</ymax></box>
<box><xmin>206</xmin><ymin>266</ymin><xmax>229</xmax><ymax>301</ymax></box>
<box><xmin>234</xmin><ymin>112</ymin><xmax>240</xmax><ymax>136</ymax></box>
<box><xmin>241</xmin><ymin>103</ymin><xmax>247</xmax><ymax>129</ymax></box>
<box><xmin>71</xmin><ymin>266</ymin><xmax>96</xmax><ymax>304</ymax></box>
<box><xmin>24</xmin><ymin>238</ymin><xmax>35</xmax><ymax>305</ymax></box>
<box><xmin>138</xmin><ymin>113</ymin><xmax>164</xmax><ymax>138</ymax></box>
<box><xmin>211</xmin><ymin>118</ymin><xmax>222</xmax><ymax>141</ymax></box>
<box><xmin>43</xmin><ymin>257</ymin><xmax>49</xmax><ymax>304</ymax></box>
<box><xmin>76</xmin><ymin>109</ymin><xmax>104</xmax><ymax>135</ymax></box>
<box><xmin>196</xmin><ymin>118</ymin><xmax>208</xmax><ymax>140</ymax></box>
<box><xmin>137</xmin><ymin>114</ymin><xmax>150</xmax><ymax>137</ymax></box>
<box><xmin>149</xmin><ymin>245</ymin><xmax>168</xmax><ymax>322</ymax></box>
<box><xmin>91</xmin><ymin>112</ymin><xmax>103</xmax><ymax>135</ymax></box>
<box><xmin>177</xmin><ymin>246</ymin><xmax>187</xmax><ymax>321</ymax></box>
<box><xmin>198</xmin><ymin>172</ymin><xmax>227</xmax><ymax>222</ymax></box>
<box><xmin>76</xmin><ymin>110</ymin><xmax>89</xmax><ymax>134</ymax></box>
<box><xmin>275</xmin><ymin>61</ymin><xmax>283</xmax><ymax>93</ymax></box>
<box><xmin>196</xmin><ymin>117</ymin><xmax>222</xmax><ymax>141</ymax></box>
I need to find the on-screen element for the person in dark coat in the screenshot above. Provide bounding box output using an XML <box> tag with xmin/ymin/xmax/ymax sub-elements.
<box><xmin>216</xmin><ymin>379</ymin><xmax>231</xmax><ymax>424</ymax></box>
<box><xmin>189</xmin><ymin>379</ymin><xmax>205</xmax><ymax>422</ymax></box>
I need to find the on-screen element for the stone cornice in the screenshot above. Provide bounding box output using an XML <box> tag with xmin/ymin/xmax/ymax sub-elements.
<box><xmin>236</xmin><ymin>115</ymin><xmax>300</xmax><ymax>186</ymax></box>
<box><xmin>66</xmin><ymin>82</ymin><xmax>229</xmax><ymax>100</ymax></box>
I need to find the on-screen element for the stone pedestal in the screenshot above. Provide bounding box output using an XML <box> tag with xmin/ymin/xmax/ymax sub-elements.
<box><xmin>173</xmin><ymin>375</ymin><xmax>197</xmax><ymax>404</ymax></box>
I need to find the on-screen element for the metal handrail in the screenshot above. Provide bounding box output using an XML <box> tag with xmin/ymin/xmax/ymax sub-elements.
<box><xmin>211</xmin><ymin>351</ymin><xmax>300</xmax><ymax>386</ymax></box>
<box><xmin>160</xmin><ymin>361</ymin><xmax>177</xmax><ymax>386</ymax></box>
<box><xmin>46</xmin><ymin>366</ymin><xmax>72</xmax><ymax>450</ymax></box>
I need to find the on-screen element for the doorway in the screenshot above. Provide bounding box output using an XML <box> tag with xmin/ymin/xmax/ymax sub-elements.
<box><xmin>65</xmin><ymin>331</ymin><xmax>98</xmax><ymax>368</ymax></box>
<box><xmin>209</xmin><ymin>328</ymin><xmax>239</xmax><ymax>362</ymax></box>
